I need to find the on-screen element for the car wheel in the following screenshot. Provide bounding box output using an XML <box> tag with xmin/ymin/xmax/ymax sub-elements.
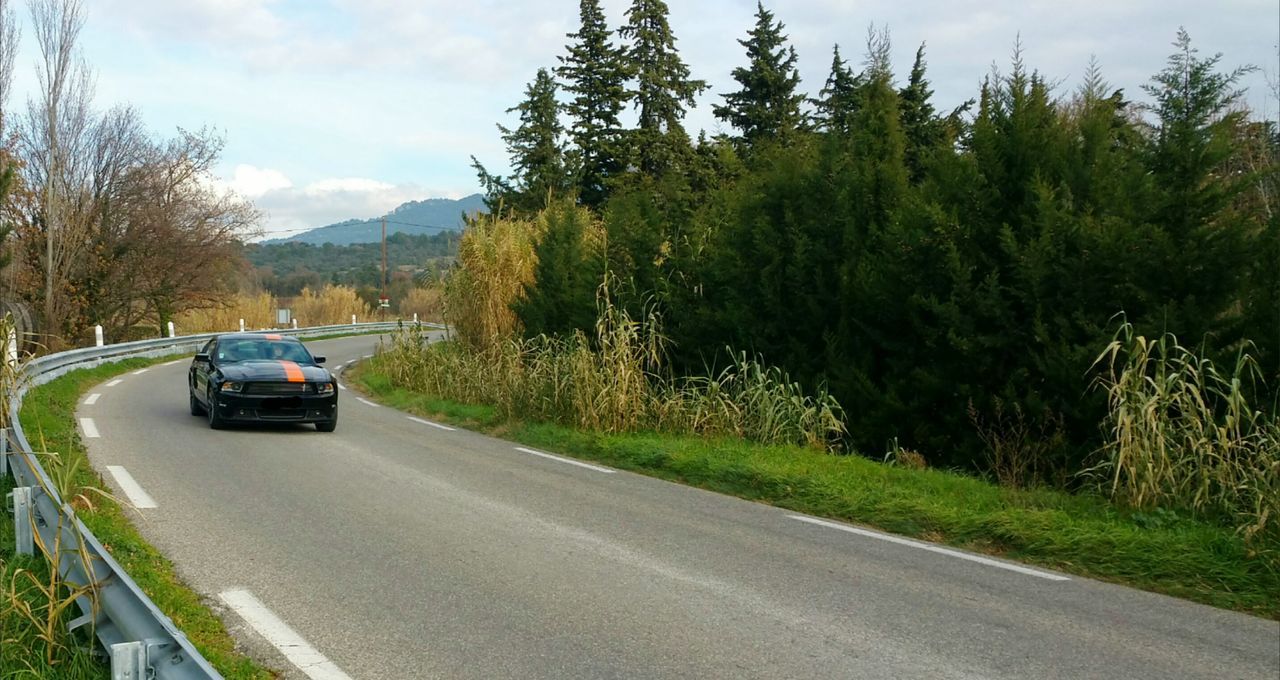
<box><xmin>206</xmin><ymin>387</ymin><xmax>225</xmax><ymax>430</ymax></box>
<box><xmin>316</xmin><ymin>417</ymin><xmax>337</xmax><ymax>433</ymax></box>
<box><xmin>189</xmin><ymin>390</ymin><xmax>205</xmax><ymax>416</ymax></box>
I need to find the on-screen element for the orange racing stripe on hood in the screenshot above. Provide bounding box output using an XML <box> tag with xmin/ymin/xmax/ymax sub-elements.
<box><xmin>278</xmin><ymin>360</ymin><xmax>305</xmax><ymax>383</ymax></box>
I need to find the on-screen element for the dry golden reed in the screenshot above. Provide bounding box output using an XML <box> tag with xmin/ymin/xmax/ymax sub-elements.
<box><xmin>1093</xmin><ymin>322</ymin><xmax>1280</xmax><ymax>549</ymax></box>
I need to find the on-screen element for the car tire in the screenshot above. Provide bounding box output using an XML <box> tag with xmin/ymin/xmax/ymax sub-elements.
<box><xmin>316</xmin><ymin>418</ymin><xmax>337</xmax><ymax>433</ymax></box>
<box><xmin>206</xmin><ymin>387</ymin><xmax>225</xmax><ymax>430</ymax></box>
<box><xmin>189</xmin><ymin>391</ymin><xmax>205</xmax><ymax>416</ymax></box>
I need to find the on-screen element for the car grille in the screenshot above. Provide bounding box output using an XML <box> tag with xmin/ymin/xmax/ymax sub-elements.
<box><xmin>244</xmin><ymin>382</ymin><xmax>310</xmax><ymax>395</ymax></box>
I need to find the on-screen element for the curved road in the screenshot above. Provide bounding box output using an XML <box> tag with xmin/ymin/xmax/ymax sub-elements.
<box><xmin>78</xmin><ymin>335</ymin><xmax>1279</xmax><ymax>679</ymax></box>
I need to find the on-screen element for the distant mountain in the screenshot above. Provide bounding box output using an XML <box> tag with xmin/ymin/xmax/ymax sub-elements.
<box><xmin>266</xmin><ymin>194</ymin><xmax>486</xmax><ymax>246</ymax></box>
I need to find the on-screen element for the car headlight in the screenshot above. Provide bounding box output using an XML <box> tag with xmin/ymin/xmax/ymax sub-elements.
<box><xmin>315</xmin><ymin>382</ymin><xmax>335</xmax><ymax>396</ymax></box>
<box><xmin>220</xmin><ymin>380</ymin><xmax>244</xmax><ymax>393</ymax></box>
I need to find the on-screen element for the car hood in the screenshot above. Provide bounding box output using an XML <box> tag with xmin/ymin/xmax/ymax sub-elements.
<box><xmin>218</xmin><ymin>360</ymin><xmax>332</xmax><ymax>383</ymax></box>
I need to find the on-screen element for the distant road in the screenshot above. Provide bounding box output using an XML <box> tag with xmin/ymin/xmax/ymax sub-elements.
<box><xmin>80</xmin><ymin>335</ymin><xmax>1280</xmax><ymax>679</ymax></box>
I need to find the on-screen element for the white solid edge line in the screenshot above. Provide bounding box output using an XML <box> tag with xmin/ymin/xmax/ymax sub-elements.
<box><xmin>362</xmin><ymin>354</ymin><xmax>373</xmax><ymax>359</ymax></box>
<box><xmin>105</xmin><ymin>466</ymin><xmax>158</xmax><ymax>509</ymax></box>
<box><xmin>161</xmin><ymin>359</ymin><xmax>182</xmax><ymax>366</ymax></box>
<box><xmin>219</xmin><ymin>590</ymin><xmax>353</xmax><ymax>680</ymax></box>
<box><xmin>105</xmin><ymin>379</ymin><xmax>123</xmax><ymax>387</ymax></box>
<box><xmin>408</xmin><ymin>416</ymin><xmax>455</xmax><ymax>431</ymax></box>
<box><xmin>79</xmin><ymin>417</ymin><xmax>100</xmax><ymax>439</ymax></box>
<box><xmin>515</xmin><ymin>447</ymin><xmax>616</xmax><ymax>474</ymax></box>
<box><xmin>356</xmin><ymin>397</ymin><xmax>379</xmax><ymax>408</ymax></box>
<box><xmin>337</xmin><ymin>383</ymin><xmax>347</xmax><ymax>391</ymax></box>
<box><xmin>789</xmin><ymin>515</ymin><xmax>1070</xmax><ymax>582</ymax></box>
<box><xmin>131</xmin><ymin>368</ymin><xmax>149</xmax><ymax>375</ymax></box>
<box><xmin>83</xmin><ymin>393</ymin><xmax>101</xmax><ymax>405</ymax></box>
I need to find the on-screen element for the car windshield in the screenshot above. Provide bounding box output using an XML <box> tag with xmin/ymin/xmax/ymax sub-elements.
<box><xmin>217</xmin><ymin>339</ymin><xmax>312</xmax><ymax>364</ymax></box>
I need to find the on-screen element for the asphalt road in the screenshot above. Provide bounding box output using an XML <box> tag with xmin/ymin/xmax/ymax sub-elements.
<box><xmin>78</xmin><ymin>334</ymin><xmax>1280</xmax><ymax>679</ymax></box>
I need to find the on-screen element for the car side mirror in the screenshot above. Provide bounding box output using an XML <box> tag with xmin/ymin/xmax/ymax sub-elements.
<box><xmin>194</xmin><ymin>352</ymin><xmax>210</xmax><ymax>363</ymax></box>
<box><xmin>312</xmin><ymin>356</ymin><xmax>326</xmax><ymax>365</ymax></box>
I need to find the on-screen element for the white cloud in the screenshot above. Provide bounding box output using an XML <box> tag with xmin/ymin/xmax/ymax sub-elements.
<box><xmin>96</xmin><ymin>0</ymin><xmax>285</xmax><ymax>46</ymax></box>
<box><xmin>225</xmin><ymin>165</ymin><xmax>293</xmax><ymax>198</ymax></box>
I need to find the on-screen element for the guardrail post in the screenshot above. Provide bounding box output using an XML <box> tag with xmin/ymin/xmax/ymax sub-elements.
<box><xmin>95</xmin><ymin>325</ymin><xmax>105</xmax><ymax>347</ymax></box>
<box><xmin>0</xmin><ymin>430</ymin><xmax>8</xmax><ymax>478</ymax></box>
<box><xmin>9</xmin><ymin>485</ymin><xmax>33</xmax><ymax>555</ymax></box>
<box><xmin>167</xmin><ymin>321</ymin><xmax>176</xmax><ymax>338</ymax></box>
<box><xmin>110</xmin><ymin>641</ymin><xmax>148</xmax><ymax>680</ymax></box>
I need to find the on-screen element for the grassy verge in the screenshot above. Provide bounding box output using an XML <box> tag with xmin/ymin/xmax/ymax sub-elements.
<box><xmin>1</xmin><ymin>474</ymin><xmax>107</xmax><ymax>678</ymax></box>
<box><xmin>354</xmin><ymin>360</ymin><xmax>1280</xmax><ymax>620</ymax></box>
<box><xmin>5</xmin><ymin>355</ymin><xmax>276</xmax><ymax>679</ymax></box>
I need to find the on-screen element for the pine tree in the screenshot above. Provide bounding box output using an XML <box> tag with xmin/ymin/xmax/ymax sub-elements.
<box><xmin>494</xmin><ymin>68</ymin><xmax>573</xmax><ymax>215</ymax></box>
<box><xmin>898</xmin><ymin>43</ymin><xmax>943</xmax><ymax>182</ymax></box>
<box><xmin>619</xmin><ymin>0</ymin><xmax>708</xmax><ymax>177</ymax></box>
<box><xmin>713</xmin><ymin>1</ymin><xmax>806</xmax><ymax>149</ymax></box>
<box><xmin>557</xmin><ymin>0</ymin><xmax>630</xmax><ymax>210</ymax></box>
<box><xmin>812</xmin><ymin>45</ymin><xmax>861</xmax><ymax>134</ymax></box>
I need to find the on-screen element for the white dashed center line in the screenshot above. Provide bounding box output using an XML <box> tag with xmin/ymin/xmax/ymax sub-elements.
<box><xmin>83</xmin><ymin>393</ymin><xmax>101</xmax><ymax>405</ymax></box>
<box><xmin>219</xmin><ymin>590</ymin><xmax>353</xmax><ymax>680</ymax></box>
<box><xmin>337</xmin><ymin>383</ymin><xmax>347</xmax><ymax>391</ymax></box>
<box><xmin>514</xmin><ymin>447</ymin><xmax>615</xmax><ymax>474</ymax></box>
<box><xmin>106</xmin><ymin>379</ymin><xmax>123</xmax><ymax>387</ymax></box>
<box><xmin>408</xmin><ymin>416</ymin><xmax>455</xmax><ymax>431</ymax></box>
<box><xmin>131</xmin><ymin>368</ymin><xmax>149</xmax><ymax>375</ymax></box>
<box><xmin>788</xmin><ymin>515</ymin><xmax>1070</xmax><ymax>582</ymax></box>
<box><xmin>106</xmin><ymin>466</ymin><xmax>158</xmax><ymax>509</ymax></box>
<box><xmin>161</xmin><ymin>359</ymin><xmax>183</xmax><ymax>366</ymax></box>
<box><xmin>79</xmin><ymin>417</ymin><xmax>100</xmax><ymax>439</ymax></box>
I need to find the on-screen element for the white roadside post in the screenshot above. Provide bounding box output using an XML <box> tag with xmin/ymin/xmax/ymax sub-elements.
<box><xmin>94</xmin><ymin>325</ymin><xmax>104</xmax><ymax>347</ymax></box>
<box><xmin>167</xmin><ymin>321</ymin><xmax>176</xmax><ymax>338</ymax></box>
<box><xmin>5</xmin><ymin>325</ymin><xmax>15</xmax><ymax>369</ymax></box>
<box><xmin>413</xmin><ymin>313</ymin><xmax>418</xmax><ymax>324</ymax></box>
<box><xmin>292</xmin><ymin>319</ymin><xmax>298</xmax><ymax>329</ymax></box>
<box><xmin>351</xmin><ymin>314</ymin><xmax>357</xmax><ymax>325</ymax></box>
<box><xmin>239</xmin><ymin>318</ymin><xmax>245</xmax><ymax>332</ymax></box>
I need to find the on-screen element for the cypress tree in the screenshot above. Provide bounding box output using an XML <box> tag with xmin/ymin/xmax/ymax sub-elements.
<box><xmin>619</xmin><ymin>0</ymin><xmax>708</xmax><ymax>177</ymax></box>
<box><xmin>516</xmin><ymin>201</ymin><xmax>604</xmax><ymax>337</ymax></box>
<box><xmin>713</xmin><ymin>1</ymin><xmax>807</xmax><ymax>149</ymax></box>
<box><xmin>898</xmin><ymin>43</ymin><xmax>944</xmax><ymax>182</ymax></box>
<box><xmin>557</xmin><ymin>0</ymin><xmax>630</xmax><ymax>210</ymax></box>
<box><xmin>812</xmin><ymin>45</ymin><xmax>861</xmax><ymax>134</ymax></box>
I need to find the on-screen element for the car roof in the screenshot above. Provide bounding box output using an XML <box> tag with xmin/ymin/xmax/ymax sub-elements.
<box><xmin>215</xmin><ymin>333</ymin><xmax>304</xmax><ymax>343</ymax></box>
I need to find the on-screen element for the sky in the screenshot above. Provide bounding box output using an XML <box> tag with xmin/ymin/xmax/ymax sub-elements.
<box><xmin>6</xmin><ymin>0</ymin><xmax>1278</xmax><ymax>237</ymax></box>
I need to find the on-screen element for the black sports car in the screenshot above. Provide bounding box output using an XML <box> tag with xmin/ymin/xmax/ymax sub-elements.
<box><xmin>188</xmin><ymin>333</ymin><xmax>338</xmax><ymax>432</ymax></box>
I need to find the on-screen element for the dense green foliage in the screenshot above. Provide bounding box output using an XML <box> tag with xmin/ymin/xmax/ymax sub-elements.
<box><xmin>478</xmin><ymin>5</ymin><xmax>1277</xmax><ymax>499</ymax></box>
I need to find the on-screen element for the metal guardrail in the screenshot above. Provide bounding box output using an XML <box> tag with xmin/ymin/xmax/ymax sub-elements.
<box><xmin>2</xmin><ymin>321</ymin><xmax>430</xmax><ymax>679</ymax></box>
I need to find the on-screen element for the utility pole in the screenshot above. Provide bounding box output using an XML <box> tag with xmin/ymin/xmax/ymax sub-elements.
<box><xmin>381</xmin><ymin>217</ymin><xmax>388</xmax><ymax>321</ymax></box>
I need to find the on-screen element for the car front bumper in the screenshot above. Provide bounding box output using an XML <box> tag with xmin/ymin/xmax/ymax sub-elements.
<box><xmin>210</xmin><ymin>391</ymin><xmax>338</xmax><ymax>424</ymax></box>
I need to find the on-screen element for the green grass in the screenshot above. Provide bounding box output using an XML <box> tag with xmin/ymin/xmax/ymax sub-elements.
<box><xmin>1</xmin><ymin>474</ymin><xmax>108</xmax><ymax>679</ymax></box>
<box><xmin>4</xmin><ymin>355</ymin><xmax>277</xmax><ymax>679</ymax></box>
<box><xmin>353</xmin><ymin>357</ymin><xmax>1280</xmax><ymax>620</ymax></box>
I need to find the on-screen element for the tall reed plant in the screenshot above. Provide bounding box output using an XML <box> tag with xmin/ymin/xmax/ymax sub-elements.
<box><xmin>1092</xmin><ymin>322</ymin><xmax>1280</xmax><ymax>549</ymax></box>
<box><xmin>378</xmin><ymin>292</ymin><xmax>846</xmax><ymax>450</ymax></box>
